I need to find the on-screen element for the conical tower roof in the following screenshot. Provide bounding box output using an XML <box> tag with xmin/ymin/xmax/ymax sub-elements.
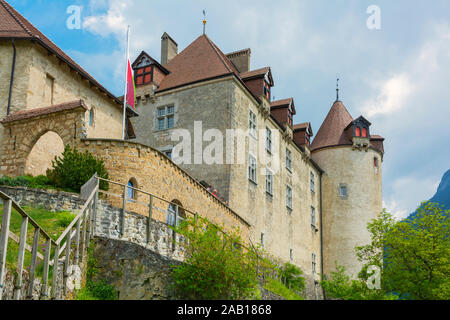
<box><xmin>311</xmin><ymin>101</ymin><xmax>354</xmax><ymax>152</ymax></box>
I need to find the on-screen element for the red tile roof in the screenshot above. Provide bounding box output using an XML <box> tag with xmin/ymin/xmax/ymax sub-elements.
<box><xmin>293</xmin><ymin>122</ymin><xmax>310</xmax><ymax>131</ymax></box>
<box><xmin>240</xmin><ymin>67</ymin><xmax>270</xmax><ymax>80</ymax></box>
<box><xmin>311</xmin><ymin>101</ymin><xmax>354</xmax><ymax>151</ymax></box>
<box><xmin>0</xmin><ymin>0</ymin><xmax>121</xmax><ymax>106</ymax></box>
<box><xmin>157</xmin><ymin>35</ymin><xmax>241</xmax><ymax>92</ymax></box>
<box><xmin>272</xmin><ymin>98</ymin><xmax>293</xmax><ymax>108</ymax></box>
<box><xmin>1</xmin><ymin>100</ymin><xmax>88</xmax><ymax>124</ymax></box>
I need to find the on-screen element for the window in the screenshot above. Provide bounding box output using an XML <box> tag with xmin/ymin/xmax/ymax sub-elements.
<box><xmin>290</xmin><ymin>249</ymin><xmax>294</xmax><ymax>262</ymax></box>
<box><xmin>374</xmin><ymin>157</ymin><xmax>379</xmax><ymax>168</ymax></box>
<box><xmin>163</xmin><ymin>149</ymin><xmax>173</xmax><ymax>160</ymax></box>
<box><xmin>362</xmin><ymin>127</ymin><xmax>368</xmax><ymax>138</ymax></box>
<box><xmin>89</xmin><ymin>108</ymin><xmax>94</xmax><ymax>127</ymax></box>
<box><xmin>249</xmin><ymin>110</ymin><xmax>257</xmax><ymax>137</ymax></box>
<box><xmin>261</xmin><ymin>233</ymin><xmax>265</xmax><ymax>248</ymax></box>
<box><xmin>355</xmin><ymin>127</ymin><xmax>361</xmax><ymax>137</ymax></box>
<box><xmin>311</xmin><ymin>206</ymin><xmax>316</xmax><ymax>227</ymax></box>
<box><xmin>135</xmin><ymin>66</ymin><xmax>152</xmax><ymax>86</ymax></box>
<box><xmin>310</xmin><ymin>172</ymin><xmax>315</xmax><ymax>193</ymax></box>
<box><xmin>166</xmin><ymin>201</ymin><xmax>185</xmax><ymax>226</ymax></box>
<box><xmin>157</xmin><ymin>105</ymin><xmax>175</xmax><ymax>131</ymax></box>
<box><xmin>248</xmin><ymin>154</ymin><xmax>257</xmax><ymax>184</ymax></box>
<box><xmin>286</xmin><ymin>185</ymin><xmax>293</xmax><ymax>210</ymax></box>
<box><xmin>312</xmin><ymin>254</ymin><xmax>317</xmax><ymax>274</ymax></box>
<box><xmin>286</xmin><ymin>149</ymin><xmax>292</xmax><ymax>172</ymax></box>
<box><xmin>266</xmin><ymin>128</ymin><xmax>272</xmax><ymax>153</ymax></box>
<box><xmin>127</xmin><ymin>179</ymin><xmax>137</xmax><ymax>202</ymax></box>
<box><xmin>265</xmin><ymin>168</ymin><xmax>273</xmax><ymax>196</ymax></box>
<box><xmin>339</xmin><ymin>185</ymin><xmax>348</xmax><ymax>199</ymax></box>
<box><xmin>263</xmin><ymin>80</ymin><xmax>271</xmax><ymax>100</ymax></box>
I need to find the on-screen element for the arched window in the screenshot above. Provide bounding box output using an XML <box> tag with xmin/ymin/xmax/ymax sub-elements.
<box><xmin>355</xmin><ymin>127</ymin><xmax>361</xmax><ymax>137</ymax></box>
<box><xmin>166</xmin><ymin>200</ymin><xmax>186</xmax><ymax>226</ymax></box>
<box><xmin>362</xmin><ymin>127</ymin><xmax>368</xmax><ymax>138</ymax></box>
<box><xmin>127</xmin><ymin>178</ymin><xmax>137</xmax><ymax>201</ymax></box>
<box><xmin>89</xmin><ymin>108</ymin><xmax>95</xmax><ymax>127</ymax></box>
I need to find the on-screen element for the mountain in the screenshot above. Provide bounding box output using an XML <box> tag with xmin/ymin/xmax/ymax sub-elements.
<box><xmin>408</xmin><ymin>169</ymin><xmax>450</xmax><ymax>219</ymax></box>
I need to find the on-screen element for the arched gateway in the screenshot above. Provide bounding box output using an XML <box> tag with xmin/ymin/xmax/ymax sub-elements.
<box><xmin>0</xmin><ymin>100</ymin><xmax>88</xmax><ymax>177</ymax></box>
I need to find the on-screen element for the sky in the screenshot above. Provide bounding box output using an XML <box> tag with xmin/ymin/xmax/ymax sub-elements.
<box><xmin>9</xmin><ymin>0</ymin><xmax>450</xmax><ymax>219</ymax></box>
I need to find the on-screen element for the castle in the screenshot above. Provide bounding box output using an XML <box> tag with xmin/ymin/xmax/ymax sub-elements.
<box><xmin>0</xmin><ymin>0</ymin><xmax>384</xmax><ymax>299</ymax></box>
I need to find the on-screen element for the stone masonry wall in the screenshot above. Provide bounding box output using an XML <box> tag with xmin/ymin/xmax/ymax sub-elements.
<box><xmin>78</xmin><ymin>138</ymin><xmax>251</xmax><ymax>240</ymax></box>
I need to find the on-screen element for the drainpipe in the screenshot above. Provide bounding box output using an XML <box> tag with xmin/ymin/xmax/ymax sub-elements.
<box><xmin>7</xmin><ymin>39</ymin><xmax>17</xmax><ymax>116</ymax></box>
<box><xmin>319</xmin><ymin>172</ymin><xmax>326</xmax><ymax>300</ymax></box>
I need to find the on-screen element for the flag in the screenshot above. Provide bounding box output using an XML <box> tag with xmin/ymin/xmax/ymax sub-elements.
<box><xmin>126</xmin><ymin>59</ymin><xmax>135</xmax><ymax>109</ymax></box>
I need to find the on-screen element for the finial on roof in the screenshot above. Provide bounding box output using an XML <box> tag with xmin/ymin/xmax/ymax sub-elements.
<box><xmin>203</xmin><ymin>10</ymin><xmax>207</xmax><ymax>35</ymax></box>
<box><xmin>336</xmin><ymin>77</ymin><xmax>340</xmax><ymax>101</ymax></box>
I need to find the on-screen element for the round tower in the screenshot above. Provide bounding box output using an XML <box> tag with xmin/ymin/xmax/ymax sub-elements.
<box><xmin>311</xmin><ymin>100</ymin><xmax>385</xmax><ymax>278</ymax></box>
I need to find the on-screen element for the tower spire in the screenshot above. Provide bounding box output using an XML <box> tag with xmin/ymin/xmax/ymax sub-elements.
<box><xmin>336</xmin><ymin>78</ymin><xmax>340</xmax><ymax>101</ymax></box>
<box><xmin>203</xmin><ymin>10</ymin><xmax>207</xmax><ymax>35</ymax></box>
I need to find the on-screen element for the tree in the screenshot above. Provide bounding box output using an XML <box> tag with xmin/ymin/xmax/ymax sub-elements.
<box><xmin>383</xmin><ymin>202</ymin><xmax>450</xmax><ymax>300</ymax></box>
<box><xmin>356</xmin><ymin>202</ymin><xmax>450</xmax><ymax>300</ymax></box>
<box><xmin>321</xmin><ymin>264</ymin><xmax>396</xmax><ymax>300</ymax></box>
<box><xmin>171</xmin><ymin>217</ymin><xmax>268</xmax><ymax>300</ymax></box>
<box><xmin>278</xmin><ymin>263</ymin><xmax>305</xmax><ymax>293</ymax></box>
<box><xmin>46</xmin><ymin>145</ymin><xmax>109</xmax><ymax>192</ymax></box>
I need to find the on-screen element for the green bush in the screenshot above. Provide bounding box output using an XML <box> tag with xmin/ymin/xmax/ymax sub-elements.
<box><xmin>0</xmin><ymin>175</ymin><xmax>52</xmax><ymax>189</ymax></box>
<box><xmin>278</xmin><ymin>263</ymin><xmax>306</xmax><ymax>293</ymax></box>
<box><xmin>171</xmin><ymin>217</ymin><xmax>269</xmax><ymax>300</ymax></box>
<box><xmin>46</xmin><ymin>145</ymin><xmax>109</xmax><ymax>192</ymax></box>
<box><xmin>56</xmin><ymin>212</ymin><xmax>76</xmax><ymax>228</ymax></box>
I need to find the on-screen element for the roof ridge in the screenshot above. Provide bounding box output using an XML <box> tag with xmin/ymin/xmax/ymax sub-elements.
<box><xmin>0</xmin><ymin>0</ymin><xmax>33</xmax><ymax>36</ymax></box>
<box><xmin>204</xmin><ymin>34</ymin><xmax>237</xmax><ymax>77</ymax></box>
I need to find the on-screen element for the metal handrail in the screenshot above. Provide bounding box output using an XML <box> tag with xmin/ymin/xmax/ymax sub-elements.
<box><xmin>0</xmin><ymin>174</ymin><xmax>99</xmax><ymax>300</ymax></box>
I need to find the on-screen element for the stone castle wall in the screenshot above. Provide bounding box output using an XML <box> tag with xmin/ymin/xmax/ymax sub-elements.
<box><xmin>78</xmin><ymin>138</ymin><xmax>251</xmax><ymax>239</ymax></box>
<box><xmin>312</xmin><ymin>146</ymin><xmax>383</xmax><ymax>277</ymax></box>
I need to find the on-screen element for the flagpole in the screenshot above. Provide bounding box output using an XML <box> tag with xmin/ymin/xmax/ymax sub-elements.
<box><xmin>122</xmin><ymin>25</ymin><xmax>130</xmax><ymax>140</ymax></box>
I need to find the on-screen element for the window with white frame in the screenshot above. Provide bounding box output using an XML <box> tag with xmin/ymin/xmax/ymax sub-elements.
<box><xmin>248</xmin><ymin>154</ymin><xmax>257</xmax><ymax>184</ymax></box>
<box><xmin>266</xmin><ymin>128</ymin><xmax>272</xmax><ymax>153</ymax></box>
<box><xmin>265</xmin><ymin>168</ymin><xmax>273</xmax><ymax>196</ymax></box>
<box><xmin>311</xmin><ymin>206</ymin><xmax>316</xmax><ymax>227</ymax></box>
<box><xmin>157</xmin><ymin>105</ymin><xmax>175</xmax><ymax>131</ymax></box>
<box><xmin>286</xmin><ymin>149</ymin><xmax>292</xmax><ymax>172</ymax></box>
<box><xmin>286</xmin><ymin>185</ymin><xmax>293</xmax><ymax>210</ymax></box>
<box><xmin>310</xmin><ymin>172</ymin><xmax>315</xmax><ymax>193</ymax></box>
<box><xmin>312</xmin><ymin>253</ymin><xmax>317</xmax><ymax>274</ymax></box>
<box><xmin>249</xmin><ymin>110</ymin><xmax>257</xmax><ymax>137</ymax></box>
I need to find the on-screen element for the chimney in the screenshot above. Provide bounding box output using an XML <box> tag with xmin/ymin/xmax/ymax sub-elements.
<box><xmin>161</xmin><ymin>32</ymin><xmax>178</xmax><ymax>66</ymax></box>
<box><xmin>226</xmin><ymin>48</ymin><xmax>251</xmax><ymax>73</ymax></box>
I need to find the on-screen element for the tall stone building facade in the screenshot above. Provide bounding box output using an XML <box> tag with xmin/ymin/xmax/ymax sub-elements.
<box><xmin>130</xmin><ymin>33</ymin><xmax>385</xmax><ymax>293</ymax></box>
<box><xmin>0</xmin><ymin>0</ymin><xmax>385</xmax><ymax>299</ymax></box>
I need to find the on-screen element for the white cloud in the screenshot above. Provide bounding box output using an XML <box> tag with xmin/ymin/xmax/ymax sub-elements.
<box><xmin>362</xmin><ymin>74</ymin><xmax>414</xmax><ymax>117</ymax></box>
<box><xmin>384</xmin><ymin>176</ymin><xmax>440</xmax><ymax>219</ymax></box>
<box><xmin>83</xmin><ymin>0</ymin><xmax>129</xmax><ymax>38</ymax></box>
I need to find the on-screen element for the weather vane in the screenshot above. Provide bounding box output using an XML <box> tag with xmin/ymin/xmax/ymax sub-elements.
<box><xmin>203</xmin><ymin>10</ymin><xmax>207</xmax><ymax>35</ymax></box>
<box><xmin>336</xmin><ymin>77</ymin><xmax>340</xmax><ymax>101</ymax></box>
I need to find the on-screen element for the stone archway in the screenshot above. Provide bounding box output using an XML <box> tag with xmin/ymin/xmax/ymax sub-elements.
<box><xmin>25</xmin><ymin>131</ymin><xmax>65</xmax><ymax>176</ymax></box>
<box><xmin>0</xmin><ymin>100</ymin><xmax>88</xmax><ymax>177</ymax></box>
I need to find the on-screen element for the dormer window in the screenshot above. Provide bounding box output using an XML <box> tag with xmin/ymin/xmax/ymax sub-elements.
<box><xmin>263</xmin><ymin>81</ymin><xmax>271</xmax><ymax>100</ymax></box>
<box><xmin>135</xmin><ymin>66</ymin><xmax>152</xmax><ymax>86</ymax></box>
<box><xmin>351</xmin><ymin>116</ymin><xmax>372</xmax><ymax>139</ymax></box>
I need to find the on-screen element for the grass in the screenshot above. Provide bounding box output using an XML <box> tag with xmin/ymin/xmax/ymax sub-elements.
<box><xmin>263</xmin><ymin>277</ymin><xmax>304</xmax><ymax>300</ymax></box>
<box><xmin>0</xmin><ymin>204</ymin><xmax>76</xmax><ymax>277</ymax></box>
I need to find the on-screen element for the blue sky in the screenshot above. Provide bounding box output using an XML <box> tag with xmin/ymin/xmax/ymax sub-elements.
<box><xmin>9</xmin><ymin>0</ymin><xmax>450</xmax><ymax>218</ymax></box>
